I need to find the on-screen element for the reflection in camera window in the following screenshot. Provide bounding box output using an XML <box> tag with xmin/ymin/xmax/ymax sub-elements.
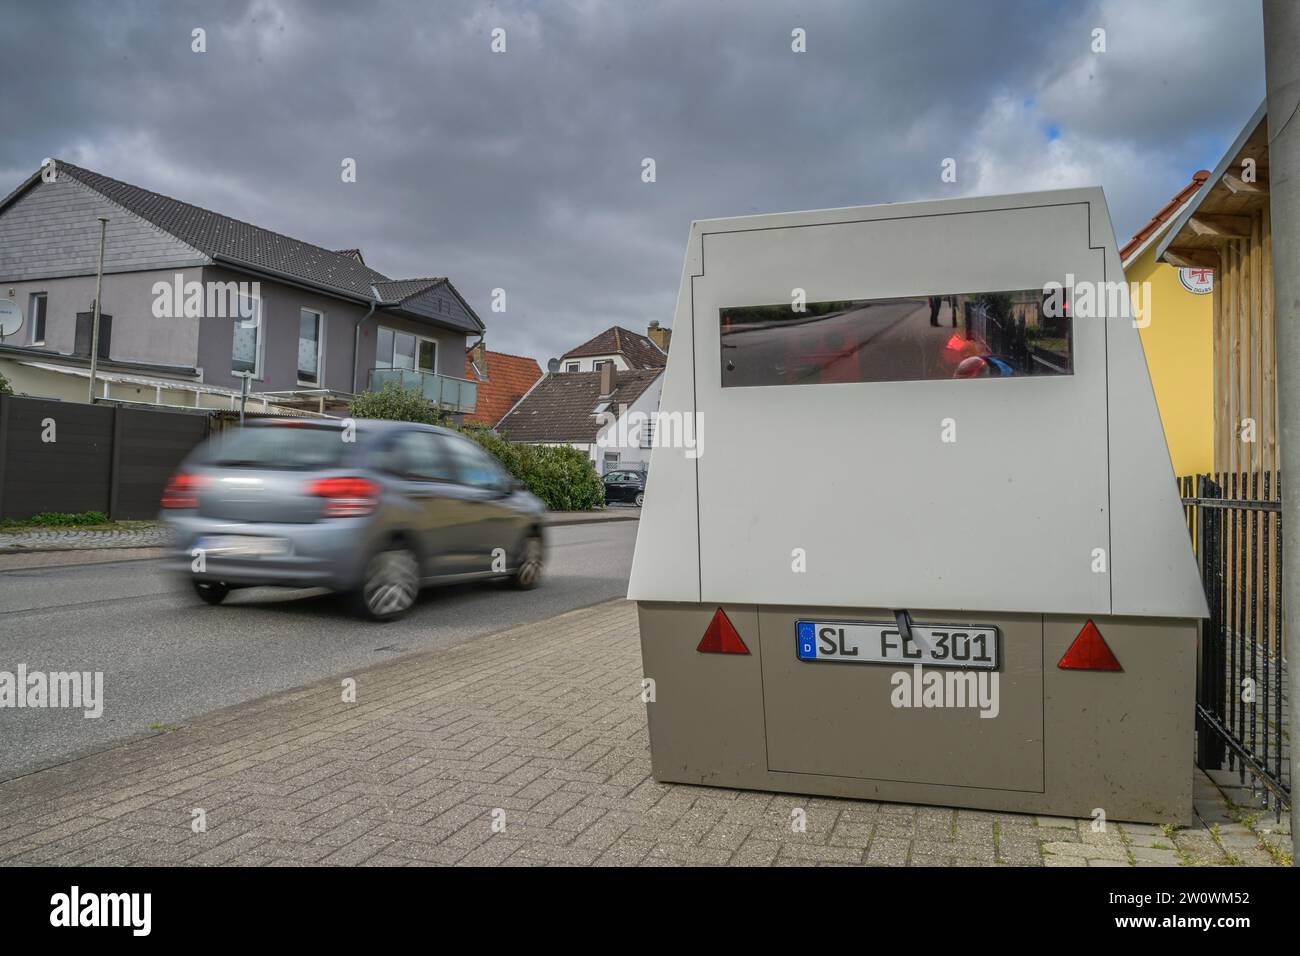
<box><xmin>719</xmin><ymin>290</ymin><xmax>1073</xmax><ymax>387</ymax></box>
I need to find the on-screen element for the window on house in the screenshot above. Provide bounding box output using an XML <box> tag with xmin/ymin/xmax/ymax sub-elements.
<box><xmin>29</xmin><ymin>293</ymin><xmax>47</xmax><ymax>345</ymax></box>
<box><xmin>394</xmin><ymin>331</ymin><xmax>416</xmax><ymax>370</ymax></box>
<box><xmin>593</xmin><ymin>359</ymin><xmax>610</xmax><ymax>371</ymax></box>
<box><xmin>376</xmin><ymin>327</ymin><xmax>437</xmax><ymax>373</ymax></box>
<box><xmin>298</xmin><ymin>309</ymin><xmax>323</xmax><ymax>385</ymax></box>
<box><xmin>593</xmin><ymin>401</ymin><xmax>610</xmax><ymax>416</ymax></box>
<box><xmin>564</xmin><ymin>361</ymin><xmax>580</xmax><ymax>372</ymax></box>
<box><xmin>640</xmin><ymin>417</ymin><xmax>656</xmax><ymax>449</ymax></box>
<box><xmin>231</xmin><ymin>295</ymin><xmax>262</xmax><ymax>376</ymax></box>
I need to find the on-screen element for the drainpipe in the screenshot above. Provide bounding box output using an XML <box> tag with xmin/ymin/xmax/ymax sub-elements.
<box><xmin>351</xmin><ymin>287</ymin><xmax>381</xmax><ymax>395</ymax></box>
<box><xmin>1262</xmin><ymin>0</ymin><xmax>1300</xmax><ymax>864</ymax></box>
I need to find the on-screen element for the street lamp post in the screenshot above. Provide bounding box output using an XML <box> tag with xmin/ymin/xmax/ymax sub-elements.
<box><xmin>87</xmin><ymin>216</ymin><xmax>108</xmax><ymax>403</ymax></box>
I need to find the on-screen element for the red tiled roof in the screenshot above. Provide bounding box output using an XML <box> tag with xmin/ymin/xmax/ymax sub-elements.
<box><xmin>561</xmin><ymin>326</ymin><xmax>665</xmax><ymax>369</ymax></box>
<box><xmin>1120</xmin><ymin>171</ymin><xmax>1211</xmax><ymax>264</ymax></box>
<box><xmin>463</xmin><ymin>349</ymin><xmax>544</xmax><ymax>427</ymax></box>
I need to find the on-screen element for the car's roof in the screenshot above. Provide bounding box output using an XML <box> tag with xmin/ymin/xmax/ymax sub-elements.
<box><xmin>247</xmin><ymin>417</ymin><xmax>463</xmax><ymax>438</ymax></box>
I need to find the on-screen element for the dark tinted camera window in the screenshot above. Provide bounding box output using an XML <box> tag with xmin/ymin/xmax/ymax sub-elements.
<box><xmin>204</xmin><ymin>425</ymin><xmax>347</xmax><ymax>470</ymax></box>
<box><xmin>719</xmin><ymin>290</ymin><xmax>1072</xmax><ymax>387</ymax></box>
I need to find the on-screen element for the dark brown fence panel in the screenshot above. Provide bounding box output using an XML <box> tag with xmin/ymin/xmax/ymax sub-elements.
<box><xmin>0</xmin><ymin>395</ymin><xmax>215</xmax><ymax>521</ymax></box>
<box><xmin>0</xmin><ymin>396</ymin><xmax>114</xmax><ymax>519</ymax></box>
<box><xmin>110</xmin><ymin>406</ymin><xmax>210</xmax><ymax>519</ymax></box>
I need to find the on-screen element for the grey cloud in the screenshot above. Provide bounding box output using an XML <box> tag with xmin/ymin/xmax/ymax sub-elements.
<box><xmin>0</xmin><ymin>0</ymin><xmax>1266</xmax><ymax>364</ymax></box>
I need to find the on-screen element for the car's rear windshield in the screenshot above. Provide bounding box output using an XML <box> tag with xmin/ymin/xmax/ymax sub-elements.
<box><xmin>201</xmin><ymin>424</ymin><xmax>349</xmax><ymax>471</ymax></box>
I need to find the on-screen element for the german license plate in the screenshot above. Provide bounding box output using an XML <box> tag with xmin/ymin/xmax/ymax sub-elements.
<box><xmin>796</xmin><ymin>620</ymin><xmax>999</xmax><ymax>670</ymax></box>
<box><xmin>196</xmin><ymin>535</ymin><xmax>289</xmax><ymax>558</ymax></box>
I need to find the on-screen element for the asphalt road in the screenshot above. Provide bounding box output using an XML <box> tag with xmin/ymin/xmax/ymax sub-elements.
<box><xmin>0</xmin><ymin>520</ymin><xmax>638</xmax><ymax>781</ymax></box>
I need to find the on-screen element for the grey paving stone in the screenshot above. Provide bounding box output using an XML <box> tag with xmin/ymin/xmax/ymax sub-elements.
<box><xmin>0</xmin><ymin>599</ymin><xmax>1286</xmax><ymax>868</ymax></box>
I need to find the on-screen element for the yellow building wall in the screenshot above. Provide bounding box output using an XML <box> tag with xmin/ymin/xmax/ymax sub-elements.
<box><xmin>1127</xmin><ymin>244</ymin><xmax>1214</xmax><ymax>477</ymax></box>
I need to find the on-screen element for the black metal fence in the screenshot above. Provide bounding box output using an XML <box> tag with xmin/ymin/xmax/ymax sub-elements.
<box><xmin>1180</xmin><ymin>473</ymin><xmax>1290</xmax><ymax>815</ymax></box>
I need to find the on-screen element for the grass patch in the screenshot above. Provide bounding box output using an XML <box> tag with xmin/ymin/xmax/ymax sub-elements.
<box><xmin>0</xmin><ymin>512</ymin><xmax>160</xmax><ymax>531</ymax></box>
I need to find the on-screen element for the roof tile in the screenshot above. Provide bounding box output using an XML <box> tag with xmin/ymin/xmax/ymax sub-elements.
<box><xmin>561</xmin><ymin>325</ymin><xmax>666</xmax><ymax>369</ymax></box>
<box><xmin>464</xmin><ymin>349</ymin><xmax>544</xmax><ymax>427</ymax></box>
<box><xmin>497</xmin><ymin>368</ymin><xmax>662</xmax><ymax>442</ymax></box>
<box><xmin>1120</xmin><ymin>171</ymin><xmax>1211</xmax><ymax>264</ymax></box>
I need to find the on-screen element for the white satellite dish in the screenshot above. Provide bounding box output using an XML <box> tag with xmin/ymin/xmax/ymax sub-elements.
<box><xmin>0</xmin><ymin>299</ymin><xmax>22</xmax><ymax>337</ymax></box>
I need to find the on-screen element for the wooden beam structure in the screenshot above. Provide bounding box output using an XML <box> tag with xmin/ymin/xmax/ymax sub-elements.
<box><xmin>1223</xmin><ymin>172</ymin><xmax>1270</xmax><ymax>197</ymax></box>
<box><xmin>1188</xmin><ymin>213</ymin><xmax>1254</xmax><ymax>240</ymax></box>
<box><xmin>1164</xmin><ymin>246</ymin><xmax>1221</xmax><ymax>270</ymax></box>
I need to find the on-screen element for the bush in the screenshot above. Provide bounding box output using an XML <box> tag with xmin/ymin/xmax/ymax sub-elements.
<box><xmin>348</xmin><ymin>384</ymin><xmax>605</xmax><ymax>511</ymax></box>
<box><xmin>0</xmin><ymin>370</ymin><xmax>12</xmax><ymax>395</ymax></box>
<box><xmin>461</xmin><ymin>427</ymin><xmax>605</xmax><ymax>511</ymax></box>
<box><xmin>348</xmin><ymin>380</ymin><xmax>448</xmax><ymax>426</ymax></box>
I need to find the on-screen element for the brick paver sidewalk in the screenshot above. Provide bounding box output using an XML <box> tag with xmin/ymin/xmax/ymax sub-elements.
<box><xmin>0</xmin><ymin>600</ymin><xmax>1287</xmax><ymax>866</ymax></box>
<box><xmin>0</xmin><ymin>525</ymin><xmax>171</xmax><ymax>552</ymax></box>
<box><xmin>0</xmin><ymin>510</ymin><xmax>636</xmax><ymax>554</ymax></box>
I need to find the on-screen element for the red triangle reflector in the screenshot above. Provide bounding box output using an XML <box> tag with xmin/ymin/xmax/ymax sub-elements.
<box><xmin>697</xmin><ymin>607</ymin><xmax>749</xmax><ymax>655</ymax></box>
<box><xmin>1058</xmin><ymin>619</ymin><xmax>1122</xmax><ymax>671</ymax></box>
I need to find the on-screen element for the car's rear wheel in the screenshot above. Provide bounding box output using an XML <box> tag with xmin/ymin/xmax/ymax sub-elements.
<box><xmin>193</xmin><ymin>580</ymin><xmax>230</xmax><ymax>605</ymax></box>
<box><xmin>355</xmin><ymin>546</ymin><xmax>420</xmax><ymax>621</ymax></box>
<box><xmin>511</xmin><ymin>535</ymin><xmax>543</xmax><ymax>590</ymax></box>
<box><xmin>634</xmin><ymin>492</ymin><xmax>645</xmax><ymax>507</ymax></box>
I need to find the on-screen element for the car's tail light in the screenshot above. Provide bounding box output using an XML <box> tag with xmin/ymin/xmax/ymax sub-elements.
<box><xmin>162</xmin><ymin>471</ymin><xmax>207</xmax><ymax>509</ymax></box>
<box><xmin>307</xmin><ymin>477</ymin><xmax>379</xmax><ymax>517</ymax></box>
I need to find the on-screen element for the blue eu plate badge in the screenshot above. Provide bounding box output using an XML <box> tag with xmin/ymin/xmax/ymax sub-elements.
<box><xmin>797</xmin><ymin>621</ymin><xmax>817</xmax><ymax>659</ymax></box>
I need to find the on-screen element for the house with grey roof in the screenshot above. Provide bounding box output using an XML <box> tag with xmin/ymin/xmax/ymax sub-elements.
<box><xmin>497</xmin><ymin>363</ymin><xmax>663</xmax><ymax>474</ymax></box>
<box><xmin>0</xmin><ymin>160</ymin><xmax>484</xmax><ymax>416</ymax></box>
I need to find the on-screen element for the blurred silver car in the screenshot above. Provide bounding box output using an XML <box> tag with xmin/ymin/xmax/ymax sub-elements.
<box><xmin>161</xmin><ymin>418</ymin><xmax>546</xmax><ymax>620</ymax></box>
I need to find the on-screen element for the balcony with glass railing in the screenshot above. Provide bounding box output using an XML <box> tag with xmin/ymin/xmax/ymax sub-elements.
<box><xmin>368</xmin><ymin>367</ymin><xmax>478</xmax><ymax>415</ymax></box>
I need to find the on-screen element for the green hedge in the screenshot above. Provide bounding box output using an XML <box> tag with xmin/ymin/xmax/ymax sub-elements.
<box><xmin>347</xmin><ymin>381</ymin><xmax>443</xmax><ymax>425</ymax></box>
<box><xmin>460</xmin><ymin>427</ymin><xmax>605</xmax><ymax>511</ymax></box>
<box><xmin>348</xmin><ymin>383</ymin><xmax>605</xmax><ymax>511</ymax></box>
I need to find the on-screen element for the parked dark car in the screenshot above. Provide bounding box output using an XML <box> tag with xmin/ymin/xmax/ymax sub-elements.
<box><xmin>603</xmin><ymin>469</ymin><xmax>646</xmax><ymax>507</ymax></box>
<box><xmin>161</xmin><ymin>418</ymin><xmax>545</xmax><ymax>621</ymax></box>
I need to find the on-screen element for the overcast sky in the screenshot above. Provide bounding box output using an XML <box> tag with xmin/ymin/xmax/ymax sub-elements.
<box><xmin>0</xmin><ymin>0</ymin><xmax>1267</xmax><ymax>365</ymax></box>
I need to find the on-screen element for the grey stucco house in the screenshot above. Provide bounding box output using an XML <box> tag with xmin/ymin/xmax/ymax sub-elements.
<box><xmin>0</xmin><ymin>160</ymin><xmax>484</xmax><ymax>416</ymax></box>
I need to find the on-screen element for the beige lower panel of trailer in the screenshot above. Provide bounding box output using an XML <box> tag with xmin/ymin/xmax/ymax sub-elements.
<box><xmin>638</xmin><ymin>602</ymin><xmax>1196</xmax><ymax>824</ymax></box>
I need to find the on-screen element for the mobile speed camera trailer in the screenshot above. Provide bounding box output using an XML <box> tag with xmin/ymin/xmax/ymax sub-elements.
<box><xmin>628</xmin><ymin>188</ymin><xmax>1209</xmax><ymax>824</ymax></box>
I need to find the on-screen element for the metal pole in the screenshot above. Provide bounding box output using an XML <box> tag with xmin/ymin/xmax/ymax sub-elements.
<box><xmin>1262</xmin><ymin>0</ymin><xmax>1299</xmax><ymax>862</ymax></box>
<box><xmin>87</xmin><ymin>216</ymin><xmax>108</xmax><ymax>404</ymax></box>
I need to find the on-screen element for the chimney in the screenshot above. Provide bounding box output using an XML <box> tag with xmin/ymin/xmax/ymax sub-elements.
<box><xmin>469</xmin><ymin>340</ymin><xmax>488</xmax><ymax>378</ymax></box>
<box><xmin>647</xmin><ymin>320</ymin><xmax>671</xmax><ymax>353</ymax></box>
<box><xmin>599</xmin><ymin>361</ymin><xmax>615</xmax><ymax>398</ymax></box>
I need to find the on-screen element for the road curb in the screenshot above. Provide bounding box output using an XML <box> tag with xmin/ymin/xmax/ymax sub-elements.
<box><xmin>544</xmin><ymin>510</ymin><xmax>640</xmax><ymax>527</ymax></box>
<box><xmin>0</xmin><ymin>546</ymin><xmax>172</xmax><ymax>572</ymax></box>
